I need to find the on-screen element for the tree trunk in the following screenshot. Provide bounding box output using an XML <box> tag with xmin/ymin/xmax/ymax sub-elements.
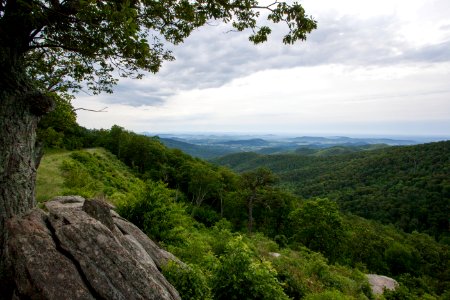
<box><xmin>0</xmin><ymin>3</ymin><xmax>55</xmax><ymax>296</ymax></box>
<box><xmin>247</xmin><ymin>196</ymin><xmax>254</xmax><ymax>234</ymax></box>
<box><xmin>191</xmin><ymin>187</ymin><xmax>207</xmax><ymax>217</ymax></box>
<box><xmin>0</xmin><ymin>58</ymin><xmax>54</xmax><ymax>297</ymax></box>
<box><xmin>220</xmin><ymin>194</ymin><xmax>223</xmax><ymax>218</ymax></box>
<box><xmin>0</xmin><ymin>91</ymin><xmax>40</xmax><ymax>233</ymax></box>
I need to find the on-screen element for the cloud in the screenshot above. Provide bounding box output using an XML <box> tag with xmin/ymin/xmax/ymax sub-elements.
<box><xmin>73</xmin><ymin>0</ymin><xmax>450</xmax><ymax>137</ymax></box>
<box><xmin>94</xmin><ymin>7</ymin><xmax>450</xmax><ymax>107</ymax></box>
<box><xmin>404</xmin><ymin>40</ymin><xmax>450</xmax><ymax>62</ymax></box>
<box><xmin>75</xmin><ymin>63</ymin><xmax>450</xmax><ymax>135</ymax></box>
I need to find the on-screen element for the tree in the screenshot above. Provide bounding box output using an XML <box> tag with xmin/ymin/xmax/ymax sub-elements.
<box><xmin>288</xmin><ymin>198</ymin><xmax>344</xmax><ymax>262</ymax></box>
<box><xmin>37</xmin><ymin>93</ymin><xmax>78</xmax><ymax>148</ymax></box>
<box><xmin>212</xmin><ymin>236</ymin><xmax>289</xmax><ymax>300</ymax></box>
<box><xmin>183</xmin><ymin>161</ymin><xmax>221</xmax><ymax>215</ymax></box>
<box><xmin>217</xmin><ymin>166</ymin><xmax>239</xmax><ymax>217</ymax></box>
<box><xmin>241</xmin><ymin>167</ymin><xmax>278</xmax><ymax>233</ymax></box>
<box><xmin>253</xmin><ymin>188</ymin><xmax>296</xmax><ymax>237</ymax></box>
<box><xmin>0</xmin><ymin>0</ymin><xmax>316</xmax><ymax>288</ymax></box>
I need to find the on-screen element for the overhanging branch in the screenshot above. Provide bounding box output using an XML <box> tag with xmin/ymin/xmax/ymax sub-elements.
<box><xmin>73</xmin><ymin>107</ymin><xmax>108</xmax><ymax>113</ymax></box>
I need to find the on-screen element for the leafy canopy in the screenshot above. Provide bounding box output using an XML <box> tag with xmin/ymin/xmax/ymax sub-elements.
<box><xmin>1</xmin><ymin>0</ymin><xmax>316</xmax><ymax>95</ymax></box>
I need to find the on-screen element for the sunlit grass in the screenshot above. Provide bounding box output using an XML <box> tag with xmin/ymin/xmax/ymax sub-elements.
<box><xmin>36</xmin><ymin>148</ymin><xmax>105</xmax><ymax>202</ymax></box>
<box><xmin>36</xmin><ymin>149</ymin><xmax>70</xmax><ymax>202</ymax></box>
<box><xmin>36</xmin><ymin>147</ymin><xmax>137</xmax><ymax>204</ymax></box>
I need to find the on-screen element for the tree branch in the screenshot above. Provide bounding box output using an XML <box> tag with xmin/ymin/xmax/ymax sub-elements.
<box><xmin>29</xmin><ymin>43</ymin><xmax>81</xmax><ymax>53</ymax></box>
<box><xmin>49</xmin><ymin>0</ymin><xmax>61</xmax><ymax>9</ymax></box>
<box><xmin>73</xmin><ymin>107</ymin><xmax>108</xmax><ymax>113</ymax></box>
<box><xmin>30</xmin><ymin>0</ymin><xmax>80</xmax><ymax>36</ymax></box>
<box><xmin>252</xmin><ymin>1</ymin><xmax>279</xmax><ymax>11</ymax></box>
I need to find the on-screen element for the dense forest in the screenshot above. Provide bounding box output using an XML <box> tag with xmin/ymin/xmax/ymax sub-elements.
<box><xmin>35</xmin><ymin>104</ymin><xmax>450</xmax><ymax>299</ymax></box>
<box><xmin>213</xmin><ymin>142</ymin><xmax>450</xmax><ymax>242</ymax></box>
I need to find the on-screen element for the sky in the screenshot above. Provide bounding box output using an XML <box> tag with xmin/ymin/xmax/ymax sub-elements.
<box><xmin>74</xmin><ymin>0</ymin><xmax>450</xmax><ymax>137</ymax></box>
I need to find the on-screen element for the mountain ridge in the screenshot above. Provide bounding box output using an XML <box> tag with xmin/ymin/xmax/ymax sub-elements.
<box><xmin>155</xmin><ymin>134</ymin><xmax>421</xmax><ymax>159</ymax></box>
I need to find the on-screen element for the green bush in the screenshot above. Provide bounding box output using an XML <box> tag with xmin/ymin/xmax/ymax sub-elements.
<box><xmin>384</xmin><ymin>242</ymin><xmax>419</xmax><ymax>275</ymax></box>
<box><xmin>270</xmin><ymin>247</ymin><xmax>373</xmax><ymax>300</ymax></box>
<box><xmin>60</xmin><ymin>159</ymin><xmax>101</xmax><ymax>198</ymax></box>
<box><xmin>38</xmin><ymin>127</ymin><xmax>64</xmax><ymax>148</ymax></box>
<box><xmin>304</xmin><ymin>289</ymin><xmax>354</xmax><ymax>300</ymax></box>
<box><xmin>212</xmin><ymin>236</ymin><xmax>289</xmax><ymax>300</ymax></box>
<box><xmin>116</xmin><ymin>181</ymin><xmax>192</xmax><ymax>245</ymax></box>
<box><xmin>191</xmin><ymin>205</ymin><xmax>221</xmax><ymax>227</ymax></box>
<box><xmin>208</xmin><ymin>220</ymin><xmax>235</xmax><ymax>256</ymax></box>
<box><xmin>162</xmin><ymin>261</ymin><xmax>212</xmax><ymax>300</ymax></box>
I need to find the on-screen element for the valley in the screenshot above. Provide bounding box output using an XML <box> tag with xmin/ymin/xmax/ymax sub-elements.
<box><xmin>153</xmin><ymin>133</ymin><xmax>431</xmax><ymax>159</ymax></box>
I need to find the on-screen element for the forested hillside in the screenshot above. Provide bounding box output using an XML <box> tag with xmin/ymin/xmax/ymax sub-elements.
<box><xmin>214</xmin><ymin>141</ymin><xmax>450</xmax><ymax>241</ymax></box>
<box><xmin>36</xmin><ymin>117</ymin><xmax>450</xmax><ymax>299</ymax></box>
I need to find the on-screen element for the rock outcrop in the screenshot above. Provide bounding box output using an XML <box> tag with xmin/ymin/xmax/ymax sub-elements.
<box><xmin>366</xmin><ymin>274</ymin><xmax>398</xmax><ymax>296</ymax></box>
<box><xmin>5</xmin><ymin>196</ymin><xmax>182</xmax><ymax>300</ymax></box>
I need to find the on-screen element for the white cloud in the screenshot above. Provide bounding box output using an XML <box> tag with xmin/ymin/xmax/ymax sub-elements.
<box><xmin>74</xmin><ymin>0</ymin><xmax>450</xmax><ymax>136</ymax></box>
<box><xmin>75</xmin><ymin>62</ymin><xmax>450</xmax><ymax>135</ymax></box>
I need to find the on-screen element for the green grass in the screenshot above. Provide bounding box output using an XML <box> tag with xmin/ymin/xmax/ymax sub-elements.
<box><xmin>36</xmin><ymin>149</ymin><xmax>71</xmax><ymax>202</ymax></box>
<box><xmin>36</xmin><ymin>148</ymin><xmax>106</xmax><ymax>202</ymax></box>
<box><xmin>37</xmin><ymin>147</ymin><xmax>145</xmax><ymax>205</ymax></box>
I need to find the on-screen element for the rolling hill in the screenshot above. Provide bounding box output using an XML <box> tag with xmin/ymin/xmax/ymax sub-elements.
<box><xmin>213</xmin><ymin>141</ymin><xmax>450</xmax><ymax>240</ymax></box>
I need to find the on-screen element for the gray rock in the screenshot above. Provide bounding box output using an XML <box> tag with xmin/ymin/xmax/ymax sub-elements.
<box><xmin>366</xmin><ymin>274</ymin><xmax>398</xmax><ymax>295</ymax></box>
<box><xmin>6</xmin><ymin>196</ymin><xmax>181</xmax><ymax>300</ymax></box>
<box><xmin>44</xmin><ymin>195</ymin><xmax>85</xmax><ymax>211</ymax></box>
<box><xmin>268</xmin><ymin>252</ymin><xmax>281</xmax><ymax>258</ymax></box>
<box><xmin>113</xmin><ymin>215</ymin><xmax>183</xmax><ymax>270</ymax></box>
<box><xmin>82</xmin><ymin>198</ymin><xmax>115</xmax><ymax>231</ymax></box>
<box><xmin>6</xmin><ymin>209</ymin><xmax>94</xmax><ymax>299</ymax></box>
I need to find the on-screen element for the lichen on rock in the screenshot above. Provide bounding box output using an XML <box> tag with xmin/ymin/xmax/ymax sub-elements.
<box><xmin>6</xmin><ymin>196</ymin><xmax>181</xmax><ymax>300</ymax></box>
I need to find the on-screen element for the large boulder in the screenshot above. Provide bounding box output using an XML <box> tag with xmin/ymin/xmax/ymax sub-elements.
<box><xmin>366</xmin><ymin>274</ymin><xmax>398</xmax><ymax>296</ymax></box>
<box><xmin>5</xmin><ymin>196</ymin><xmax>181</xmax><ymax>300</ymax></box>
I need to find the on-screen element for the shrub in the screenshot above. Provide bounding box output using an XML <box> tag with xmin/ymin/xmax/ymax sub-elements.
<box><xmin>304</xmin><ymin>289</ymin><xmax>354</xmax><ymax>300</ymax></box>
<box><xmin>191</xmin><ymin>205</ymin><xmax>221</xmax><ymax>227</ymax></box>
<box><xmin>162</xmin><ymin>261</ymin><xmax>212</xmax><ymax>300</ymax></box>
<box><xmin>60</xmin><ymin>159</ymin><xmax>101</xmax><ymax>198</ymax></box>
<box><xmin>212</xmin><ymin>236</ymin><xmax>289</xmax><ymax>300</ymax></box>
<box><xmin>116</xmin><ymin>181</ymin><xmax>192</xmax><ymax>245</ymax></box>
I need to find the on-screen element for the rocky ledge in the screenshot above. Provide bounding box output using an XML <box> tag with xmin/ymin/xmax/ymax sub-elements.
<box><xmin>5</xmin><ymin>196</ymin><xmax>182</xmax><ymax>300</ymax></box>
<box><xmin>366</xmin><ymin>274</ymin><xmax>398</xmax><ymax>296</ymax></box>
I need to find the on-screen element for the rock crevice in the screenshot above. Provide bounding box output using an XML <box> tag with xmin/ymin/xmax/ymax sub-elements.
<box><xmin>6</xmin><ymin>196</ymin><xmax>181</xmax><ymax>300</ymax></box>
<box><xmin>43</xmin><ymin>216</ymin><xmax>105</xmax><ymax>300</ymax></box>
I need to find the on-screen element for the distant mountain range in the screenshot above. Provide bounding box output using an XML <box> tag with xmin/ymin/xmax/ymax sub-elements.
<box><xmin>147</xmin><ymin>134</ymin><xmax>421</xmax><ymax>159</ymax></box>
<box><xmin>288</xmin><ymin>136</ymin><xmax>416</xmax><ymax>146</ymax></box>
<box><xmin>158</xmin><ymin>138</ymin><xmax>233</xmax><ymax>159</ymax></box>
<box><xmin>218</xmin><ymin>138</ymin><xmax>271</xmax><ymax>146</ymax></box>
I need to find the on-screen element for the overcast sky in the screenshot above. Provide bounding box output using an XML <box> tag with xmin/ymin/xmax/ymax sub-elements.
<box><xmin>74</xmin><ymin>0</ymin><xmax>450</xmax><ymax>137</ymax></box>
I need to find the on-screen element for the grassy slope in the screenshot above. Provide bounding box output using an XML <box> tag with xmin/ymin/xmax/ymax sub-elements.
<box><xmin>36</xmin><ymin>150</ymin><xmax>71</xmax><ymax>202</ymax></box>
<box><xmin>36</xmin><ymin>148</ymin><xmax>127</xmax><ymax>202</ymax></box>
